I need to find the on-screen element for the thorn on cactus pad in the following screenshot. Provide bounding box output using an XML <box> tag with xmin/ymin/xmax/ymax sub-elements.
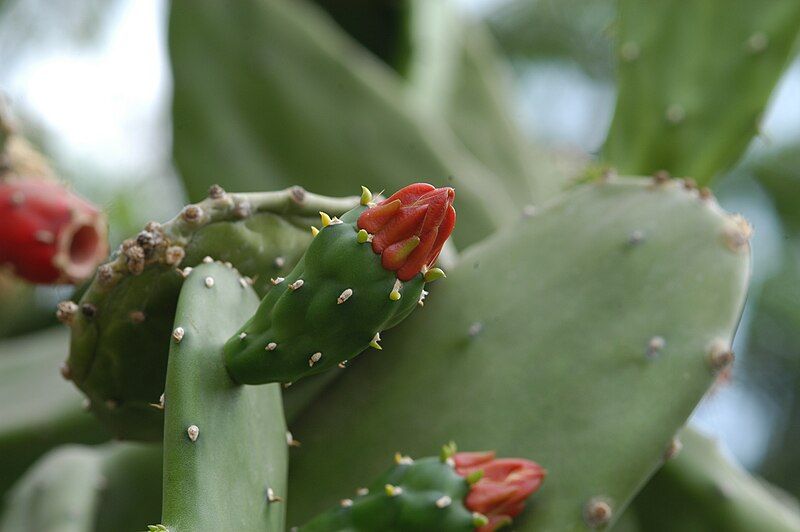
<box><xmin>384</xmin><ymin>484</ymin><xmax>402</xmax><ymax>497</ymax></box>
<box><xmin>468</xmin><ymin>322</ymin><xmax>483</xmax><ymax>337</ymax></box>
<box><xmin>56</xmin><ymin>300</ymin><xmax>78</xmax><ymax>325</ymax></box>
<box><xmin>370</xmin><ymin>333</ymin><xmax>382</xmax><ymax>350</ymax></box>
<box><xmin>338</xmin><ymin>361</ymin><xmax>347</xmax><ymax>368</ymax></box>
<box><xmin>417</xmin><ymin>290</ymin><xmax>428</xmax><ymax>307</ymax></box>
<box><xmin>165</xmin><ymin>246</ymin><xmax>185</xmax><ymax>266</ymax></box>
<box><xmin>360</xmin><ymin>186</ymin><xmax>372</xmax><ymax>205</ymax></box>
<box><xmin>187</xmin><ymin>425</ymin><xmax>199</xmax><ymax>442</ymax></box>
<box><xmin>356</xmin><ymin>229</ymin><xmax>370</xmax><ymax>244</ymax></box>
<box><xmin>394</xmin><ymin>452</ymin><xmax>413</xmax><ymax>465</ymax></box>
<box><xmin>472</xmin><ymin>513</ymin><xmax>489</xmax><ymax>528</ymax></box>
<box><xmin>82</xmin><ymin>398</ymin><xmax>91</xmax><ymax>411</ymax></box>
<box><xmin>652</xmin><ymin>171</ymin><xmax>671</xmax><ymax>187</ymax></box>
<box><xmin>97</xmin><ymin>264</ymin><xmax>114</xmax><ymax>285</ymax></box>
<box><xmin>267</xmin><ymin>487</ymin><xmax>283</xmax><ymax>503</ymax></box>
<box><xmin>424</xmin><ymin>268</ymin><xmax>446</xmax><ymax>283</ymax></box>
<box><xmin>238</xmin><ymin>332</ymin><xmax>247</xmax><ymax>340</ymax></box>
<box><xmin>274</xmin><ymin>256</ymin><xmax>285</xmax><ymax>268</ymax></box>
<box><xmin>747</xmin><ymin>32</ymin><xmax>769</xmax><ymax>53</ymax></box>
<box><xmin>340</xmin><ymin>498</ymin><xmax>353</xmax><ymax>508</ymax></box>
<box><xmin>319</xmin><ymin>211</ymin><xmax>331</xmax><ymax>227</ymax></box>
<box><xmin>289</xmin><ymin>279</ymin><xmax>304</xmax><ymax>291</ymax></box>
<box><xmin>181</xmin><ymin>266</ymin><xmax>193</xmax><ymax>278</ymax></box>
<box><xmin>310</xmin><ymin>226</ymin><xmax>319</xmax><ymax>237</ymax></box>
<box><xmin>663</xmin><ymin>436</ymin><xmax>683</xmax><ymax>461</ymax></box>
<box><xmin>435</xmin><ymin>495</ymin><xmax>452</xmax><ymax>508</ymax></box>
<box><xmin>308</xmin><ymin>351</ymin><xmax>322</xmax><ymax>367</ymax></box>
<box><xmin>337</xmin><ymin>288</ymin><xmax>353</xmax><ymax>304</ymax></box>
<box><xmin>389</xmin><ymin>279</ymin><xmax>402</xmax><ymax>301</ymax></box>
<box><xmin>707</xmin><ymin>339</ymin><xmax>735</xmax><ymax>371</ymax></box>
<box><xmin>239</xmin><ymin>277</ymin><xmax>249</xmax><ymax>288</ymax></box>
<box><xmin>286</xmin><ymin>431</ymin><xmax>301</xmax><ymax>447</ymax></box>
<box><xmin>207</xmin><ymin>184</ymin><xmax>226</xmax><ymax>199</ymax></box>
<box><xmin>270</xmin><ymin>277</ymin><xmax>285</xmax><ymax>285</ymax></box>
<box><xmin>283</xmin><ymin>382</ymin><xmax>293</xmax><ymax>388</ymax></box>
<box><xmin>150</xmin><ymin>393</ymin><xmax>165</xmax><ymax>410</ymax></box>
<box><xmin>628</xmin><ymin>230</ymin><xmax>645</xmax><ymax>246</ymax></box>
<box><xmin>202</xmin><ymin>256</ymin><xmax>213</xmax><ymax>264</ymax></box>
<box><xmin>583</xmin><ymin>497</ymin><xmax>613</xmax><ymax>528</ymax></box>
<box><xmin>646</xmin><ymin>336</ymin><xmax>665</xmax><ymax>358</ymax></box>
<box><xmin>266</xmin><ymin>342</ymin><xmax>277</xmax><ymax>351</ymax></box>
<box><xmin>181</xmin><ymin>205</ymin><xmax>203</xmax><ymax>224</ymax></box>
<box><xmin>204</xmin><ymin>276</ymin><xmax>215</xmax><ymax>288</ymax></box>
<box><xmin>356</xmin><ymin>487</ymin><xmax>369</xmax><ymax>496</ymax></box>
<box><xmin>59</xmin><ymin>362</ymin><xmax>72</xmax><ymax>380</ymax></box>
<box><xmin>723</xmin><ymin>214</ymin><xmax>752</xmax><ymax>253</ymax></box>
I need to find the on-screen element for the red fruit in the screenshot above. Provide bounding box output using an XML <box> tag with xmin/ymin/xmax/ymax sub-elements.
<box><xmin>0</xmin><ymin>178</ymin><xmax>108</xmax><ymax>284</ymax></box>
<box><xmin>454</xmin><ymin>451</ymin><xmax>546</xmax><ymax>532</ymax></box>
<box><xmin>357</xmin><ymin>183</ymin><xmax>456</xmax><ymax>281</ymax></box>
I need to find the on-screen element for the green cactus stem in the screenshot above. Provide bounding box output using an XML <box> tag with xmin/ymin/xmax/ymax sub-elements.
<box><xmin>63</xmin><ymin>186</ymin><xmax>358</xmax><ymax>440</ymax></box>
<box><xmin>161</xmin><ymin>261</ymin><xmax>287</xmax><ymax>531</ymax></box>
<box><xmin>223</xmin><ymin>184</ymin><xmax>455</xmax><ymax>385</ymax></box>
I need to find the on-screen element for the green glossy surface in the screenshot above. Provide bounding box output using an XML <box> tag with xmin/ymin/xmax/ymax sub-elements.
<box><xmin>287</xmin><ymin>179</ymin><xmax>750</xmax><ymax>530</ymax></box>
<box><xmin>605</xmin><ymin>0</ymin><xmax>800</xmax><ymax>184</ymax></box>
<box><xmin>225</xmin><ymin>208</ymin><xmax>424</xmax><ymax>385</ymax></box>
<box><xmin>162</xmin><ymin>262</ymin><xmax>287</xmax><ymax>531</ymax></box>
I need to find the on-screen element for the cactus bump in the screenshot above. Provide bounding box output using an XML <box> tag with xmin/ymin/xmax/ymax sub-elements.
<box><xmin>300</xmin><ymin>444</ymin><xmax>544</xmax><ymax>532</ymax></box>
<box><xmin>223</xmin><ymin>183</ymin><xmax>456</xmax><ymax>385</ymax></box>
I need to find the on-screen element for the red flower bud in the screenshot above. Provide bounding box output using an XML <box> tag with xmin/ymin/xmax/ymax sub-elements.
<box><xmin>455</xmin><ymin>451</ymin><xmax>546</xmax><ymax>532</ymax></box>
<box><xmin>0</xmin><ymin>178</ymin><xmax>108</xmax><ymax>284</ymax></box>
<box><xmin>357</xmin><ymin>183</ymin><xmax>455</xmax><ymax>281</ymax></box>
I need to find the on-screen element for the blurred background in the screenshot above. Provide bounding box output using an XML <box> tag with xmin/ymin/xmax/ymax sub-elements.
<box><xmin>1</xmin><ymin>0</ymin><xmax>799</xmax><ymax>501</ymax></box>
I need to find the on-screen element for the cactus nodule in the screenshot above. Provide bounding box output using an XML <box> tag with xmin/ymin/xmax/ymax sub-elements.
<box><xmin>223</xmin><ymin>184</ymin><xmax>456</xmax><ymax>385</ymax></box>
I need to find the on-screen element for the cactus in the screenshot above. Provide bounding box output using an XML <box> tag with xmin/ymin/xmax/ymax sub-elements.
<box><xmin>63</xmin><ymin>186</ymin><xmax>358</xmax><ymax>440</ymax></box>
<box><xmin>286</xmin><ymin>178</ymin><xmax>750</xmax><ymax>530</ymax></box>
<box><xmin>300</xmin><ymin>444</ymin><xmax>544</xmax><ymax>532</ymax></box>
<box><xmin>629</xmin><ymin>427</ymin><xmax>800</xmax><ymax>531</ymax></box>
<box><xmin>169</xmin><ymin>0</ymin><xmax>514</xmax><ymax>249</ymax></box>
<box><xmin>161</xmin><ymin>261</ymin><xmax>287</xmax><ymax>531</ymax></box>
<box><xmin>0</xmin><ymin>442</ymin><xmax>162</xmax><ymax>532</ymax></box>
<box><xmin>223</xmin><ymin>183</ymin><xmax>455</xmax><ymax>385</ymax></box>
<box><xmin>0</xmin><ymin>328</ymin><xmax>108</xmax><ymax>500</ymax></box>
<box><xmin>604</xmin><ymin>0</ymin><xmax>800</xmax><ymax>184</ymax></box>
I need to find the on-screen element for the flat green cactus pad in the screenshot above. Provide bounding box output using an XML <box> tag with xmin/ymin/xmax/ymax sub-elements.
<box><xmin>604</xmin><ymin>0</ymin><xmax>800</xmax><ymax>184</ymax></box>
<box><xmin>161</xmin><ymin>262</ymin><xmax>287</xmax><ymax>531</ymax></box>
<box><xmin>286</xmin><ymin>178</ymin><xmax>750</xmax><ymax>530</ymax></box>
<box><xmin>629</xmin><ymin>427</ymin><xmax>800</xmax><ymax>531</ymax></box>
<box><xmin>0</xmin><ymin>442</ymin><xmax>162</xmax><ymax>532</ymax></box>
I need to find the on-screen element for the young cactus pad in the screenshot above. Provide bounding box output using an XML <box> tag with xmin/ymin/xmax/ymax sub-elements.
<box><xmin>223</xmin><ymin>183</ymin><xmax>455</xmax><ymax>385</ymax></box>
<box><xmin>162</xmin><ymin>261</ymin><xmax>287</xmax><ymax>531</ymax></box>
<box><xmin>299</xmin><ymin>445</ymin><xmax>544</xmax><ymax>532</ymax></box>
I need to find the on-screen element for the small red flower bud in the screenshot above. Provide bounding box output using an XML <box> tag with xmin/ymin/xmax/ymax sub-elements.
<box><xmin>357</xmin><ymin>183</ymin><xmax>455</xmax><ymax>281</ymax></box>
<box><xmin>0</xmin><ymin>178</ymin><xmax>108</xmax><ymax>284</ymax></box>
<box><xmin>455</xmin><ymin>451</ymin><xmax>546</xmax><ymax>532</ymax></box>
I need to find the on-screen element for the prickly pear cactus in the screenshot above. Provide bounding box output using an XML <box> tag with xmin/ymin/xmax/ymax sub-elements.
<box><xmin>161</xmin><ymin>261</ymin><xmax>287</xmax><ymax>531</ymax></box>
<box><xmin>62</xmin><ymin>186</ymin><xmax>358</xmax><ymax>440</ymax></box>
<box><xmin>224</xmin><ymin>184</ymin><xmax>455</xmax><ymax>385</ymax></box>
<box><xmin>286</xmin><ymin>177</ymin><xmax>751</xmax><ymax>530</ymax></box>
<box><xmin>300</xmin><ymin>444</ymin><xmax>544</xmax><ymax>532</ymax></box>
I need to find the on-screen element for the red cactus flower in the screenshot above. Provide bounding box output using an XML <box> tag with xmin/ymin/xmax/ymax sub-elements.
<box><xmin>357</xmin><ymin>183</ymin><xmax>455</xmax><ymax>281</ymax></box>
<box><xmin>455</xmin><ymin>451</ymin><xmax>546</xmax><ymax>532</ymax></box>
<box><xmin>0</xmin><ymin>178</ymin><xmax>108</xmax><ymax>284</ymax></box>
